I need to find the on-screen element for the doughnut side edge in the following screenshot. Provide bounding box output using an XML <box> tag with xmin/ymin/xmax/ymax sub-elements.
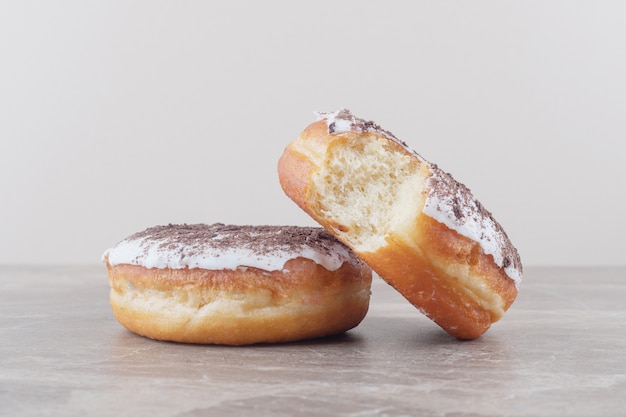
<box><xmin>104</xmin><ymin>249</ymin><xmax>372</xmax><ymax>345</ymax></box>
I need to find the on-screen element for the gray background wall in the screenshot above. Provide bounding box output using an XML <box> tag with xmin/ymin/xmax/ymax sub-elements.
<box><xmin>1</xmin><ymin>1</ymin><xmax>624</xmax><ymax>266</ymax></box>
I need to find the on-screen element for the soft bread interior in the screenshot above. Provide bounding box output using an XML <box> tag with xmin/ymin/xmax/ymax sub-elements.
<box><xmin>311</xmin><ymin>136</ymin><xmax>425</xmax><ymax>253</ymax></box>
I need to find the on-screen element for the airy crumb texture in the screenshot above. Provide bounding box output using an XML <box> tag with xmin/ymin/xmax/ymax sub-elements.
<box><xmin>312</xmin><ymin>135</ymin><xmax>425</xmax><ymax>252</ymax></box>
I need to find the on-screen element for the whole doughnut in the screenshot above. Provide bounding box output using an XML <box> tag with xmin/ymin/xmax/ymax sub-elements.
<box><xmin>102</xmin><ymin>223</ymin><xmax>372</xmax><ymax>345</ymax></box>
<box><xmin>278</xmin><ymin>109</ymin><xmax>522</xmax><ymax>339</ymax></box>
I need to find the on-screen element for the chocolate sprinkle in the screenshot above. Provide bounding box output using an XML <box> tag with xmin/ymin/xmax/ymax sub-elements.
<box><xmin>323</xmin><ymin>109</ymin><xmax>401</xmax><ymax>142</ymax></box>
<box><xmin>426</xmin><ymin>166</ymin><xmax>523</xmax><ymax>277</ymax></box>
<box><xmin>123</xmin><ymin>223</ymin><xmax>348</xmax><ymax>261</ymax></box>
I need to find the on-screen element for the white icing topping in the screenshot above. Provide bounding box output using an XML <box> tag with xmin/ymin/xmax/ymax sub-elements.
<box><xmin>316</xmin><ymin>110</ymin><xmax>353</xmax><ymax>133</ymax></box>
<box><xmin>103</xmin><ymin>225</ymin><xmax>356</xmax><ymax>272</ymax></box>
<box><xmin>423</xmin><ymin>172</ymin><xmax>523</xmax><ymax>287</ymax></box>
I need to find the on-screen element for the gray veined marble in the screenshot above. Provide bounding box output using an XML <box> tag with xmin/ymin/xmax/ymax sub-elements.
<box><xmin>0</xmin><ymin>266</ymin><xmax>625</xmax><ymax>416</ymax></box>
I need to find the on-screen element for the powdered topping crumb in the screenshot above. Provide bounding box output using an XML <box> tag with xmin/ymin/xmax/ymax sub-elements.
<box><xmin>315</xmin><ymin>109</ymin><xmax>420</xmax><ymax>156</ymax></box>
<box><xmin>316</xmin><ymin>108</ymin><xmax>396</xmax><ymax>138</ymax></box>
<box><xmin>103</xmin><ymin>224</ymin><xmax>361</xmax><ymax>272</ymax></box>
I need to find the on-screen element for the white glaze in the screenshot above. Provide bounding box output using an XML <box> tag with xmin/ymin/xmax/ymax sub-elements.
<box><xmin>103</xmin><ymin>229</ymin><xmax>355</xmax><ymax>272</ymax></box>
<box><xmin>422</xmin><ymin>181</ymin><xmax>523</xmax><ymax>286</ymax></box>
<box><xmin>317</xmin><ymin>110</ymin><xmax>353</xmax><ymax>133</ymax></box>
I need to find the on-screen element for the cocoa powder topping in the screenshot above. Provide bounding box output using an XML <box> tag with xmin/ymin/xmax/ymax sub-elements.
<box><xmin>124</xmin><ymin>223</ymin><xmax>349</xmax><ymax>262</ymax></box>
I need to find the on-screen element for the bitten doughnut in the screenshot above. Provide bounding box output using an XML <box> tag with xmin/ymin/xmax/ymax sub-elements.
<box><xmin>102</xmin><ymin>223</ymin><xmax>372</xmax><ymax>345</ymax></box>
<box><xmin>278</xmin><ymin>109</ymin><xmax>522</xmax><ymax>339</ymax></box>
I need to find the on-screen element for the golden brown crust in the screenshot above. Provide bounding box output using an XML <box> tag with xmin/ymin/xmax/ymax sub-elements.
<box><xmin>277</xmin><ymin>144</ymin><xmax>311</xmax><ymax>216</ymax></box>
<box><xmin>358</xmin><ymin>215</ymin><xmax>518</xmax><ymax>339</ymax></box>
<box><xmin>105</xmin><ymin>257</ymin><xmax>371</xmax><ymax>345</ymax></box>
<box><xmin>278</xmin><ymin>118</ymin><xmax>519</xmax><ymax>339</ymax></box>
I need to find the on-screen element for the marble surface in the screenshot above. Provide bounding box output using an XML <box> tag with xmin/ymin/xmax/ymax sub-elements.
<box><xmin>0</xmin><ymin>266</ymin><xmax>625</xmax><ymax>416</ymax></box>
